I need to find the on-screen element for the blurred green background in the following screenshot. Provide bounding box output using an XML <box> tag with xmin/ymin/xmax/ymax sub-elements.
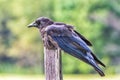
<box><xmin>0</xmin><ymin>0</ymin><xmax>120</xmax><ymax>79</ymax></box>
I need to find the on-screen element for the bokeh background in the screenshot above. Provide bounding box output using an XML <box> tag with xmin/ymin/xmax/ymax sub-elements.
<box><xmin>0</xmin><ymin>0</ymin><xmax>120</xmax><ymax>80</ymax></box>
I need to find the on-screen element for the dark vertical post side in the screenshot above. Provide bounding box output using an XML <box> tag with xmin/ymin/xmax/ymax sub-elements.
<box><xmin>44</xmin><ymin>47</ymin><xmax>63</xmax><ymax>80</ymax></box>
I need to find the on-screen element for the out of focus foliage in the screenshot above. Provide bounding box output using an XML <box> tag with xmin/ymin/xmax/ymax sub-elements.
<box><xmin>0</xmin><ymin>0</ymin><xmax>120</xmax><ymax>75</ymax></box>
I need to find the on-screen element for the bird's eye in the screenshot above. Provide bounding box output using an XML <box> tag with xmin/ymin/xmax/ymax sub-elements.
<box><xmin>35</xmin><ymin>20</ymin><xmax>40</xmax><ymax>25</ymax></box>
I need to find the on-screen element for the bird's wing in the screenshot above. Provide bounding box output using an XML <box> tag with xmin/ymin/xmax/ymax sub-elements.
<box><xmin>74</xmin><ymin>30</ymin><xmax>92</xmax><ymax>46</ymax></box>
<box><xmin>64</xmin><ymin>24</ymin><xmax>92</xmax><ymax>46</ymax></box>
<box><xmin>46</xmin><ymin>24</ymin><xmax>105</xmax><ymax>76</ymax></box>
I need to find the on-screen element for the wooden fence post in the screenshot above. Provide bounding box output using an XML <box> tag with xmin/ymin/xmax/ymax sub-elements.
<box><xmin>44</xmin><ymin>47</ymin><xmax>63</xmax><ymax>80</ymax></box>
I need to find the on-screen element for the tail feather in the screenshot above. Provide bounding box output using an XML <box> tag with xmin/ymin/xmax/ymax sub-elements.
<box><xmin>86</xmin><ymin>53</ymin><xmax>105</xmax><ymax>76</ymax></box>
<box><xmin>94</xmin><ymin>67</ymin><xmax>105</xmax><ymax>76</ymax></box>
<box><xmin>91</xmin><ymin>52</ymin><xmax>106</xmax><ymax>67</ymax></box>
<box><xmin>91</xmin><ymin>60</ymin><xmax>105</xmax><ymax>76</ymax></box>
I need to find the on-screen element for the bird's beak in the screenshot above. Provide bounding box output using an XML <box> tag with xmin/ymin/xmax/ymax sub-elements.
<box><xmin>28</xmin><ymin>22</ymin><xmax>38</xmax><ymax>28</ymax></box>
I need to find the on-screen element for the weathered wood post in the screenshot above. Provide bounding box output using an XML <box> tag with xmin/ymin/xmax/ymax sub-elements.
<box><xmin>44</xmin><ymin>47</ymin><xmax>62</xmax><ymax>80</ymax></box>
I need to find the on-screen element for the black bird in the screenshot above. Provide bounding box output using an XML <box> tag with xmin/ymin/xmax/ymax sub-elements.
<box><xmin>28</xmin><ymin>17</ymin><xmax>105</xmax><ymax>76</ymax></box>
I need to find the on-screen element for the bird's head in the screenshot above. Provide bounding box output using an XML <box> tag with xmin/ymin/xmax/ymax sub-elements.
<box><xmin>28</xmin><ymin>17</ymin><xmax>54</xmax><ymax>29</ymax></box>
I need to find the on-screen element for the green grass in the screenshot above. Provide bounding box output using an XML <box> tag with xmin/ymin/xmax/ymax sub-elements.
<box><xmin>0</xmin><ymin>74</ymin><xmax>119</xmax><ymax>80</ymax></box>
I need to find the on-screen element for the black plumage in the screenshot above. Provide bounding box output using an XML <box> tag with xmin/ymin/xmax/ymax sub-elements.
<box><xmin>28</xmin><ymin>17</ymin><xmax>105</xmax><ymax>76</ymax></box>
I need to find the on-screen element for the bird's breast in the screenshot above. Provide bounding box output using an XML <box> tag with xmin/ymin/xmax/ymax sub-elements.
<box><xmin>40</xmin><ymin>28</ymin><xmax>59</xmax><ymax>50</ymax></box>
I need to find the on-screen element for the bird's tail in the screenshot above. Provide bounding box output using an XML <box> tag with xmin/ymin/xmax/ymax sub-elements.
<box><xmin>89</xmin><ymin>59</ymin><xmax>105</xmax><ymax>76</ymax></box>
<box><xmin>94</xmin><ymin>66</ymin><xmax>105</xmax><ymax>76</ymax></box>
<box><xmin>86</xmin><ymin>52</ymin><xmax>105</xmax><ymax>76</ymax></box>
<box><xmin>91</xmin><ymin>52</ymin><xmax>106</xmax><ymax>67</ymax></box>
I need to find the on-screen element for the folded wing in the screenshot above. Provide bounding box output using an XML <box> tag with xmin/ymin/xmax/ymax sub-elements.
<box><xmin>46</xmin><ymin>24</ymin><xmax>105</xmax><ymax>76</ymax></box>
<box><xmin>74</xmin><ymin>30</ymin><xmax>92</xmax><ymax>46</ymax></box>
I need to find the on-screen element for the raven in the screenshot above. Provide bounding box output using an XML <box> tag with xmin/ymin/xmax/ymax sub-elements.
<box><xmin>28</xmin><ymin>17</ymin><xmax>105</xmax><ymax>76</ymax></box>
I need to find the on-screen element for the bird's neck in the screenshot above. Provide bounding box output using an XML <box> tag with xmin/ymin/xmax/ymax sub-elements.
<box><xmin>39</xmin><ymin>21</ymin><xmax>54</xmax><ymax>38</ymax></box>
